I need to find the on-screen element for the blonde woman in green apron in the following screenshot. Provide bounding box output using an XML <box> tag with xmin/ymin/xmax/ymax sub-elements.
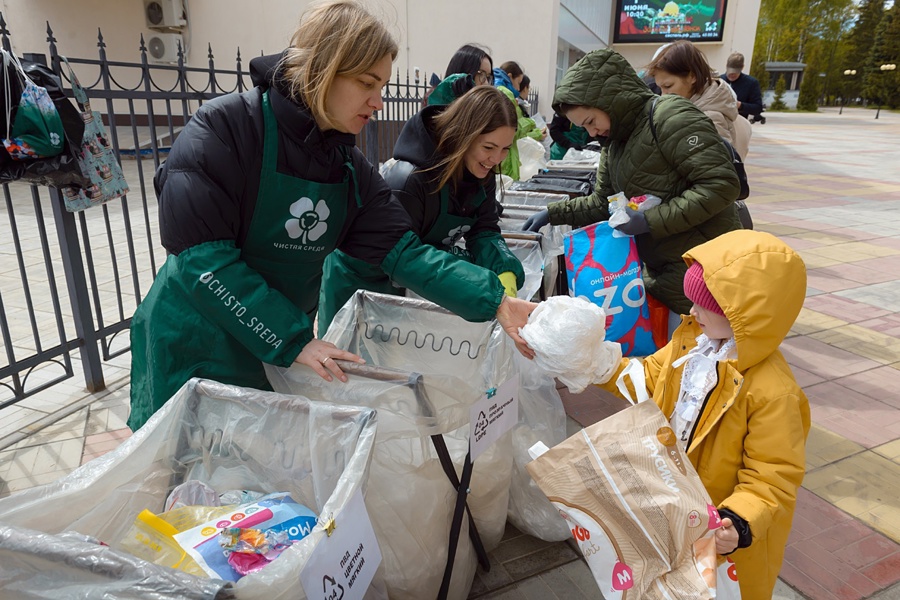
<box><xmin>319</xmin><ymin>85</ymin><xmax>525</xmax><ymax>335</ymax></box>
<box><xmin>128</xmin><ymin>0</ymin><xmax>536</xmax><ymax>431</ymax></box>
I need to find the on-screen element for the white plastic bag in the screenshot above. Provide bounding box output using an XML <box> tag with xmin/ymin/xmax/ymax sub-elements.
<box><xmin>0</xmin><ymin>379</ymin><xmax>382</xmax><ymax>600</ymax></box>
<box><xmin>517</xmin><ymin>136</ymin><xmax>547</xmax><ymax>181</ymax></box>
<box><xmin>607</xmin><ymin>192</ymin><xmax>663</xmax><ymax>238</ymax></box>
<box><xmin>520</xmin><ymin>296</ymin><xmax>623</xmax><ymax>393</ymax></box>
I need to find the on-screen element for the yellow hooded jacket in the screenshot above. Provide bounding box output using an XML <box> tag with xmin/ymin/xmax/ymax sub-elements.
<box><xmin>598</xmin><ymin>230</ymin><xmax>810</xmax><ymax>599</ymax></box>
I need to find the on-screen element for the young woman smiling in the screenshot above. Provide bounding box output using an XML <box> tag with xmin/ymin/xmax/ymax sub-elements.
<box><xmin>318</xmin><ymin>86</ymin><xmax>526</xmax><ymax>333</ymax></box>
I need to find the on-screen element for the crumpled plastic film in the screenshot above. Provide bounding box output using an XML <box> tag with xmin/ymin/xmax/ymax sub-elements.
<box><xmin>520</xmin><ymin>296</ymin><xmax>623</xmax><ymax>393</ymax></box>
<box><xmin>0</xmin><ymin>379</ymin><xmax>383</xmax><ymax>600</ymax></box>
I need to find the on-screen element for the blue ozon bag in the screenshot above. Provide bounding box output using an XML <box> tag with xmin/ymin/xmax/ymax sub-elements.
<box><xmin>564</xmin><ymin>221</ymin><xmax>657</xmax><ymax>356</ymax></box>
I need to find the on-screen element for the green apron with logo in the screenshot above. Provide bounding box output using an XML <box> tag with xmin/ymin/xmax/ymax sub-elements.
<box><xmin>317</xmin><ymin>182</ymin><xmax>485</xmax><ymax>335</ymax></box>
<box><xmin>128</xmin><ymin>90</ymin><xmax>351</xmax><ymax>430</ymax></box>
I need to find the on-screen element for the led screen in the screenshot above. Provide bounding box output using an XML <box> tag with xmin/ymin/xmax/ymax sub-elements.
<box><xmin>614</xmin><ymin>0</ymin><xmax>728</xmax><ymax>44</ymax></box>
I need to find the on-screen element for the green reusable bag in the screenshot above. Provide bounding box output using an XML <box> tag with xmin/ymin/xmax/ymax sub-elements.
<box><xmin>1</xmin><ymin>49</ymin><xmax>65</xmax><ymax>160</ymax></box>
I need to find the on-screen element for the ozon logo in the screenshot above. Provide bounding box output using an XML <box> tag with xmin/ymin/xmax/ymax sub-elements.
<box><xmin>589</xmin><ymin>277</ymin><xmax>646</xmax><ymax>315</ymax></box>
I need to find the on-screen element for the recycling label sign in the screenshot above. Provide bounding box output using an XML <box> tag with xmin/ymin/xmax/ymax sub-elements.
<box><xmin>470</xmin><ymin>377</ymin><xmax>519</xmax><ymax>461</ymax></box>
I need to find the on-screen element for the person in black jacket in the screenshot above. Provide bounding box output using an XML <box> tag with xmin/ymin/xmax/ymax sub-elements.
<box><xmin>721</xmin><ymin>52</ymin><xmax>764</xmax><ymax>121</ymax></box>
<box><xmin>319</xmin><ymin>86</ymin><xmax>526</xmax><ymax>333</ymax></box>
<box><xmin>128</xmin><ymin>0</ymin><xmax>535</xmax><ymax>431</ymax></box>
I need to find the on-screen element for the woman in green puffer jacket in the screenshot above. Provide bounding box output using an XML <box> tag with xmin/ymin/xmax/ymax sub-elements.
<box><xmin>523</xmin><ymin>49</ymin><xmax>741</xmax><ymax>315</ymax></box>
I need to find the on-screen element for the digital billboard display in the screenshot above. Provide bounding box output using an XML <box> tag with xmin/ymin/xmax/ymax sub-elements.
<box><xmin>614</xmin><ymin>0</ymin><xmax>729</xmax><ymax>44</ymax></box>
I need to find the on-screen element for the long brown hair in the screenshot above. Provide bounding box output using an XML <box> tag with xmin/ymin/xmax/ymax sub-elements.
<box><xmin>430</xmin><ymin>86</ymin><xmax>517</xmax><ymax>190</ymax></box>
<box><xmin>647</xmin><ymin>40</ymin><xmax>714</xmax><ymax>97</ymax></box>
<box><xmin>279</xmin><ymin>0</ymin><xmax>398</xmax><ymax>130</ymax></box>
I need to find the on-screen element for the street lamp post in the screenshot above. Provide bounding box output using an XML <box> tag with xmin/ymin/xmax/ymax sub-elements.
<box><xmin>840</xmin><ymin>69</ymin><xmax>856</xmax><ymax>115</ymax></box>
<box><xmin>875</xmin><ymin>64</ymin><xmax>896</xmax><ymax>120</ymax></box>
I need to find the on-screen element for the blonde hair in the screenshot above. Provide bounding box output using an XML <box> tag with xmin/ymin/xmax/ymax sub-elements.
<box><xmin>280</xmin><ymin>0</ymin><xmax>398</xmax><ymax>129</ymax></box>
<box><xmin>431</xmin><ymin>86</ymin><xmax>517</xmax><ymax>190</ymax></box>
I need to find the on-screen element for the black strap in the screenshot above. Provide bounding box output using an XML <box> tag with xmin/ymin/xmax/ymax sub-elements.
<box><xmin>430</xmin><ymin>435</ymin><xmax>490</xmax><ymax>600</ymax></box>
<box><xmin>436</xmin><ymin>449</ymin><xmax>479</xmax><ymax>600</ymax></box>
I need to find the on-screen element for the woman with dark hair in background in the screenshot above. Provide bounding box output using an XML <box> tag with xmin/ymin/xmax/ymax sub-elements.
<box><xmin>423</xmin><ymin>43</ymin><xmax>493</xmax><ymax>107</ymax></box>
<box><xmin>492</xmin><ymin>60</ymin><xmax>540</xmax><ymax>179</ymax></box>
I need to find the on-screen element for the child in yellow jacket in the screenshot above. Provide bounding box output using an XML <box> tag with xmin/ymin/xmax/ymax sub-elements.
<box><xmin>596</xmin><ymin>230</ymin><xmax>810</xmax><ymax>599</ymax></box>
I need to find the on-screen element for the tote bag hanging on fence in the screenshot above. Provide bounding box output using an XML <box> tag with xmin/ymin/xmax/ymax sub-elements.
<box><xmin>57</xmin><ymin>57</ymin><xmax>128</xmax><ymax>212</ymax></box>
<box><xmin>1</xmin><ymin>49</ymin><xmax>65</xmax><ymax>160</ymax></box>
<box><xmin>564</xmin><ymin>221</ymin><xmax>656</xmax><ymax>356</ymax></box>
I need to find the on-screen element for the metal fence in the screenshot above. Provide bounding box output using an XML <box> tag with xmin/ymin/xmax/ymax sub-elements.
<box><xmin>0</xmin><ymin>12</ymin><xmax>540</xmax><ymax>408</ymax></box>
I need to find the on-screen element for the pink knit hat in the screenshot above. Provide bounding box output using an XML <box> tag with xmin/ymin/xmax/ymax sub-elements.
<box><xmin>683</xmin><ymin>262</ymin><xmax>724</xmax><ymax>316</ymax></box>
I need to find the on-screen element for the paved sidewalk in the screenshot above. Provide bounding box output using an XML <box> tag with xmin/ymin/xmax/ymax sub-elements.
<box><xmin>2</xmin><ymin>106</ymin><xmax>900</xmax><ymax>599</ymax></box>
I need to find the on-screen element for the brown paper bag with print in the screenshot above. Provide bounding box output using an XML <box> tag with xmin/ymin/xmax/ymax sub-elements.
<box><xmin>526</xmin><ymin>361</ymin><xmax>735</xmax><ymax>600</ymax></box>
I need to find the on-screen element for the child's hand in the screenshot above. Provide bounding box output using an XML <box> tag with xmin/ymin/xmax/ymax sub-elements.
<box><xmin>715</xmin><ymin>517</ymin><xmax>740</xmax><ymax>555</ymax></box>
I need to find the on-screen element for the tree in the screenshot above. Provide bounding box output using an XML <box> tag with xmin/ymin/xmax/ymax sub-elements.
<box><xmin>798</xmin><ymin>68</ymin><xmax>821</xmax><ymax>110</ymax></box>
<box><xmin>864</xmin><ymin>5</ymin><xmax>900</xmax><ymax>108</ymax></box>
<box><xmin>770</xmin><ymin>75</ymin><xmax>789</xmax><ymax>110</ymax></box>
<box><xmin>846</xmin><ymin>0</ymin><xmax>886</xmax><ymax>100</ymax></box>
<box><xmin>752</xmin><ymin>0</ymin><xmax>856</xmax><ymax>99</ymax></box>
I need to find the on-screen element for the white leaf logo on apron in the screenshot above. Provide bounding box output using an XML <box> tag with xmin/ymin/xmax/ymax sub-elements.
<box><xmin>285</xmin><ymin>197</ymin><xmax>330</xmax><ymax>244</ymax></box>
<box><xmin>442</xmin><ymin>224</ymin><xmax>471</xmax><ymax>247</ymax></box>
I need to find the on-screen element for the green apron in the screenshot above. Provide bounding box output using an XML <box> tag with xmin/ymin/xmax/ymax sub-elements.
<box><xmin>317</xmin><ymin>183</ymin><xmax>485</xmax><ymax>335</ymax></box>
<box><xmin>128</xmin><ymin>91</ymin><xmax>351</xmax><ymax>430</ymax></box>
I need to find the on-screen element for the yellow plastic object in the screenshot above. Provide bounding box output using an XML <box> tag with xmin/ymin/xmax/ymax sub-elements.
<box><xmin>118</xmin><ymin>504</ymin><xmax>236</xmax><ymax>576</ymax></box>
<box><xmin>498</xmin><ymin>271</ymin><xmax>518</xmax><ymax>298</ymax></box>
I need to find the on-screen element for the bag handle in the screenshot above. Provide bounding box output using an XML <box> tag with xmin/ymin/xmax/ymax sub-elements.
<box><xmin>59</xmin><ymin>56</ymin><xmax>90</xmax><ymax>113</ymax></box>
<box><xmin>615</xmin><ymin>358</ymin><xmax>650</xmax><ymax>405</ymax></box>
<box><xmin>2</xmin><ymin>48</ymin><xmax>31</xmax><ymax>140</ymax></box>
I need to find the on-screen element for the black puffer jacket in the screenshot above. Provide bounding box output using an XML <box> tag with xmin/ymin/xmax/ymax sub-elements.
<box><xmin>384</xmin><ymin>105</ymin><xmax>524</xmax><ymax>283</ymax></box>
<box><xmin>549</xmin><ymin>49</ymin><xmax>741</xmax><ymax>314</ymax></box>
<box><xmin>155</xmin><ymin>53</ymin><xmax>410</xmax><ymax>264</ymax></box>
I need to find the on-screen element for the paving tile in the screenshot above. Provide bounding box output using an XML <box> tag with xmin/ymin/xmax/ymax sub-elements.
<box><xmin>834</xmin><ymin>368</ymin><xmax>900</xmax><ymax>409</ymax></box>
<box><xmin>861</xmin><ymin>552</ymin><xmax>900</xmax><ymax>588</ymax></box>
<box><xmin>782</xmin><ymin>545</ymin><xmax>867</xmax><ymax>600</ymax></box>
<box><xmin>802</xmin><ymin>295</ymin><xmax>894</xmax><ymax>325</ymax></box>
<box><xmin>856</xmin><ymin>314</ymin><xmax>900</xmax><ymax>338</ymax></box>
<box><xmin>500</xmin><ymin>540</ymin><xmax>579</xmax><ymax>581</ymax></box>
<box><xmin>835</xmin><ymin>281</ymin><xmax>900</xmax><ymax>313</ymax></box>
<box><xmin>782</xmin><ymin>337</ymin><xmax>883</xmax><ymax>381</ymax></box>
<box><xmin>536</xmin><ymin>563</ymin><xmax>593</xmax><ymax>600</ymax></box>
<box><xmin>805</xmin><ymin>425</ymin><xmax>864</xmax><ymax>470</ymax></box>
<box><xmin>874</xmin><ymin>440</ymin><xmax>900</xmax><ymax>463</ymax></box>
<box><xmin>790</xmin><ymin>308</ymin><xmax>848</xmax><ymax>336</ymax></box>
<box><xmin>833</xmin><ymin>536</ymin><xmax>900</xmax><ymax>571</ymax></box>
<box><xmin>863</xmin><ymin>505</ymin><xmax>900</xmax><ymax>544</ymax></box>
<box><xmin>810</xmin><ymin>325</ymin><xmax>900</xmax><ymax>365</ymax></box>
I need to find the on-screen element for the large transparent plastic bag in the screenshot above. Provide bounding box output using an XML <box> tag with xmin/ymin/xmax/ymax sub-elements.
<box><xmin>0</xmin><ymin>379</ymin><xmax>381</xmax><ymax>600</ymax></box>
<box><xmin>517</xmin><ymin>136</ymin><xmax>547</xmax><ymax>181</ymax></box>
<box><xmin>499</xmin><ymin>190</ymin><xmax>572</xmax><ymax>298</ymax></box>
<box><xmin>501</xmin><ymin>233</ymin><xmax>544</xmax><ymax>301</ymax></box>
<box><xmin>267</xmin><ymin>292</ymin><xmax>567</xmax><ymax>597</ymax></box>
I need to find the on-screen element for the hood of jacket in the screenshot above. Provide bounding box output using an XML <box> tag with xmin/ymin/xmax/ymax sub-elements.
<box><xmin>684</xmin><ymin>230</ymin><xmax>807</xmax><ymax>372</ymax></box>
<box><xmin>493</xmin><ymin>68</ymin><xmax>520</xmax><ymax>98</ymax></box>
<box><xmin>692</xmin><ymin>78</ymin><xmax>739</xmax><ymax>122</ymax></box>
<box><xmin>552</xmin><ymin>49</ymin><xmax>655</xmax><ymax>143</ymax></box>
<box><xmin>391</xmin><ymin>105</ymin><xmax>443</xmax><ymax>169</ymax></box>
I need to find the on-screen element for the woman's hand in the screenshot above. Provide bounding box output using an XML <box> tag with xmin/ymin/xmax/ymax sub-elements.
<box><xmin>715</xmin><ymin>518</ymin><xmax>740</xmax><ymax>555</ymax></box>
<box><xmin>496</xmin><ymin>296</ymin><xmax>537</xmax><ymax>359</ymax></box>
<box><xmin>294</xmin><ymin>339</ymin><xmax>365</xmax><ymax>383</ymax></box>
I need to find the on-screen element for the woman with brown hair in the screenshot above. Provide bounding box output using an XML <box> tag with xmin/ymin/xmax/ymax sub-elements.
<box><xmin>129</xmin><ymin>0</ymin><xmax>535</xmax><ymax>431</ymax></box>
<box><xmin>318</xmin><ymin>85</ymin><xmax>526</xmax><ymax>333</ymax></box>
<box><xmin>648</xmin><ymin>40</ymin><xmax>752</xmax><ymax>158</ymax></box>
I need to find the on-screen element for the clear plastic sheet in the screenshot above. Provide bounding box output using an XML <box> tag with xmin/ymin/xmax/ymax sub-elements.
<box><xmin>499</xmin><ymin>190</ymin><xmax>572</xmax><ymax>298</ymax></box>
<box><xmin>501</xmin><ymin>234</ymin><xmax>544</xmax><ymax>301</ymax></box>
<box><xmin>0</xmin><ymin>379</ymin><xmax>382</xmax><ymax>600</ymax></box>
<box><xmin>266</xmin><ymin>291</ymin><xmax>568</xmax><ymax>597</ymax></box>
